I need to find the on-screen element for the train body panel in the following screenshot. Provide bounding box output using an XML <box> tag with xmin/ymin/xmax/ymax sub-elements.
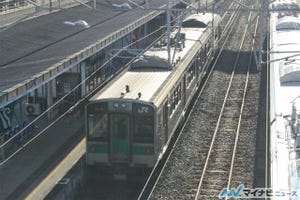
<box><xmin>269</xmin><ymin>0</ymin><xmax>300</xmax><ymax>196</ymax></box>
<box><xmin>85</xmin><ymin>12</ymin><xmax>221</xmax><ymax>171</ymax></box>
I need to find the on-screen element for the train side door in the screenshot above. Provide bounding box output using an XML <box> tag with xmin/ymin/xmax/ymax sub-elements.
<box><xmin>110</xmin><ymin>114</ymin><xmax>130</xmax><ymax>162</ymax></box>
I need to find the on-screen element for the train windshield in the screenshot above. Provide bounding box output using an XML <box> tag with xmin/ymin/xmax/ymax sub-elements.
<box><xmin>87</xmin><ymin>103</ymin><xmax>108</xmax><ymax>141</ymax></box>
<box><xmin>133</xmin><ymin>104</ymin><xmax>154</xmax><ymax>143</ymax></box>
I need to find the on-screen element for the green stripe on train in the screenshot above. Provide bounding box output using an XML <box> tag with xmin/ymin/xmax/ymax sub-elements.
<box><xmin>87</xmin><ymin>143</ymin><xmax>108</xmax><ymax>153</ymax></box>
<box><xmin>132</xmin><ymin>145</ymin><xmax>154</xmax><ymax>155</ymax></box>
<box><xmin>87</xmin><ymin>143</ymin><xmax>154</xmax><ymax>155</ymax></box>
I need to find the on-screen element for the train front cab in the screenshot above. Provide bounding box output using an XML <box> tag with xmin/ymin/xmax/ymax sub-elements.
<box><xmin>86</xmin><ymin>100</ymin><xmax>156</xmax><ymax>170</ymax></box>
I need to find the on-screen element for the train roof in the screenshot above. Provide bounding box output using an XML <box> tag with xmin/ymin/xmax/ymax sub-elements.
<box><xmin>130</xmin><ymin>13</ymin><xmax>220</xmax><ymax>71</ymax></box>
<box><xmin>130</xmin><ymin>50</ymin><xmax>171</xmax><ymax>70</ymax></box>
<box><xmin>182</xmin><ymin>13</ymin><xmax>217</xmax><ymax>28</ymax></box>
<box><xmin>269</xmin><ymin>0</ymin><xmax>300</xmax><ymax>21</ymax></box>
<box><xmin>273</xmin><ymin>31</ymin><xmax>300</xmax><ymax>46</ymax></box>
<box><xmin>275</xmin><ymin>42</ymin><xmax>300</xmax><ymax>85</ymax></box>
<box><xmin>91</xmin><ymin>70</ymin><xmax>172</xmax><ymax>102</ymax></box>
<box><xmin>272</xmin><ymin>30</ymin><xmax>300</xmax><ymax>60</ymax></box>
<box><xmin>90</xmin><ymin>12</ymin><xmax>220</xmax><ymax>106</ymax></box>
<box><xmin>270</xmin><ymin>0</ymin><xmax>298</xmax><ymax>10</ymax></box>
<box><xmin>279</xmin><ymin>59</ymin><xmax>300</xmax><ymax>84</ymax></box>
<box><xmin>269</xmin><ymin>1</ymin><xmax>300</xmax><ymax>192</ymax></box>
<box><xmin>274</xmin><ymin>70</ymin><xmax>300</xmax><ymax>116</ymax></box>
<box><xmin>276</xmin><ymin>16</ymin><xmax>300</xmax><ymax>30</ymax></box>
<box><xmin>271</xmin><ymin>33</ymin><xmax>300</xmax><ymax>115</ymax></box>
<box><xmin>275</xmin><ymin>38</ymin><xmax>300</xmax><ymax>83</ymax></box>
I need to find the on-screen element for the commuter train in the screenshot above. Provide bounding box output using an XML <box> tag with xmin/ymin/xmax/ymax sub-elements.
<box><xmin>269</xmin><ymin>0</ymin><xmax>300</xmax><ymax>197</ymax></box>
<box><xmin>85</xmin><ymin>12</ymin><xmax>221</xmax><ymax>173</ymax></box>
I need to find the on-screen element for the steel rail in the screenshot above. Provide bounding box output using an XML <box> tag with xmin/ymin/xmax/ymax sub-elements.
<box><xmin>265</xmin><ymin>8</ymin><xmax>270</xmax><ymax>195</ymax></box>
<box><xmin>194</xmin><ymin>2</ymin><xmax>253</xmax><ymax>199</ymax></box>
<box><xmin>226</xmin><ymin>10</ymin><xmax>260</xmax><ymax>192</ymax></box>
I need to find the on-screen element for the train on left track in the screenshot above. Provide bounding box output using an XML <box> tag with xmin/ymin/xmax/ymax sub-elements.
<box><xmin>85</xmin><ymin>12</ymin><xmax>222</xmax><ymax>174</ymax></box>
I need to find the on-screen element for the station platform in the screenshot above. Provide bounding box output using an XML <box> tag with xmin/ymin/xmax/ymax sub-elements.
<box><xmin>0</xmin><ymin>112</ymin><xmax>84</xmax><ymax>199</ymax></box>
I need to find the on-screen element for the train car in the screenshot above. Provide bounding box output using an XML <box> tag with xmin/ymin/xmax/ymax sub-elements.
<box><xmin>85</xmin><ymin>12</ymin><xmax>221</xmax><ymax>174</ymax></box>
<box><xmin>269</xmin><ymin>0</ymin><xmax>300</xmax><ymax>198</ymax></box>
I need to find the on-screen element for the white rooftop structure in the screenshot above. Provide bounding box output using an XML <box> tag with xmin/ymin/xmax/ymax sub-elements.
<box><xmin>270</xmin><ymin>9</ymin><xmax>300</xmax><ymax>199</ymax></box>
<box><xmin>276</xmin><ymin>16</ymin><xmax>300</xmax><ymax>30</ymax></box>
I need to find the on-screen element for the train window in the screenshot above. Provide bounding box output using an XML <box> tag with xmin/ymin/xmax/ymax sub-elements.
<box><xmin>174</xmin><ymin>84</ymin><xmax>181</xmax><ymax>104</ymax></box>
<box><xmin>214</xmin><ymin>26</ymin><xmax>221</xmax><ymax>40</ymax></box>
<box><xmin>133</xmin><ymin>104</ymin><xmax>154</xmax><ymax>143</ymax></box>
<box><xmin>88</xmin><ymin>113</ymin><xmax>108</xmax><ymax>141</ymax></box>
<box><xmin>201</xmin><ymin>48</ymin><xmax>206</xmax><ymax>65</ymax></box>
<box><xmin>169</xmin><ymin>84</ymin><xmax>182</xmax><ymax>116</ymax></box>
<box><xmin>178</xmin><ymin>84</ymin><xmax>182</xmax><ymax>101</ymax></box>
<box><xmin>186</xmin><ymin>64</ymin><xmax>195</xmax><ymax>88</ymax></box>
<box><xmin>206</xmin><ymin>43</ymin><xmax>211</xmax><ymax>56</ymax></box>
<box><xmin>174</xmin><ymin>90</ymin><xmax>178</xmax><ymax>105</ymax></box>
<box><xmin>133</xmin><ymin>117</ymin><xmax>154</xmax><ymax>143</ymax></box>
<box><xmin>198</xmin><ymin>49</ymin><xmax>204</xmax><ymax>68</ymax></box>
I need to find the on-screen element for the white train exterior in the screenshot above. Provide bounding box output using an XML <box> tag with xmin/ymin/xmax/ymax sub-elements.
<box><xmin>269</xmin><ymin>0</ymin><xmax>300</xmax><ymax>198</ymax></box>
<box><xmin>85</xmin><ymin>12</ymin><xmax>221</xmax><ymax>172</ymax></box>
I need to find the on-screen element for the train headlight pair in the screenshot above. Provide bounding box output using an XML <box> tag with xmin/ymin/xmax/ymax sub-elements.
<box><xmin>113</xmin><ymin>102</ymin><xmax>127</xmax><ymax>108</ymax></box>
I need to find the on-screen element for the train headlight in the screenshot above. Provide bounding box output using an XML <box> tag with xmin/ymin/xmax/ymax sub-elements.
<box><xmin>113</xmin><ymin>102</ymin><xmax>119</xmax><ymax>108</ymax></box>
<box><xmin>90</xmin><ymin>145</ymin><xmax>95</xmax><ymax>152</ymax></box>
<box><xmin>121</xmin><ymin>103</ymin><xmax>127</xmax><ymax>108</ymax></box>
<box><xmin>146</xmin><ymin>148</ymin><xmax>151</xmax><ymax>155</ymax></box>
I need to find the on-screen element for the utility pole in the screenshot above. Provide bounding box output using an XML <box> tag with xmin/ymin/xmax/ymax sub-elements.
<box><xmin>145</xmin><ymin>0</ymin><xmax>149</xmax><ymax>9</ymax></box>
<box><xmin>211</xmin><ymin>1</ymin><xmax>215</xmax><ymax>51</ymax></box>
<box><xmin>49</xmin><ymin>0</ymin><xmax>52</xmax><ymax>11</ymax></box>
<box><xmin>258</xmin><ymin>0</ymin><xmax>263</xmax><ymax>71</ymax></box>
<box><xmin>166</xmin><ymin>0</ymin><xmax>171</xmax><ymax>66</ymax></box>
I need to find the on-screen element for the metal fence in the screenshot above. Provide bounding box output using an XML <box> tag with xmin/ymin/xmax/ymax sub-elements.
<box><xmin>0</xmin><ymin>0</ymin><xmax>35</xmax><ymax>13</ymax></box>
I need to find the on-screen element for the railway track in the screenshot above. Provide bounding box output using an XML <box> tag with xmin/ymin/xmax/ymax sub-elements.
<box><xmin>195</xmin><ymin>10</ymin><xmax>259</xmax><ymax>200</ymax></box>
<box><xmin>140</xmin><ymin>0</ymin><xmax>264</xmax><ymax>199</ymax></box>
<box><xmin>77</xmin><ymin>173</ymin><xmax>145</xmax><ymax>200</ymax></box>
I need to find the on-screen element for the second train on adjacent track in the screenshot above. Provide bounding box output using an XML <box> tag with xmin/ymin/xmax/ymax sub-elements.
<box><xmin>269</xmin><ymin>0</ymin><xmax>300</xmax><ymax>196</ymax></box>
<box><xmin>85</xmin><ymin>12</ymin><xmax>222</xmax><ymax>173</ymax></box>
